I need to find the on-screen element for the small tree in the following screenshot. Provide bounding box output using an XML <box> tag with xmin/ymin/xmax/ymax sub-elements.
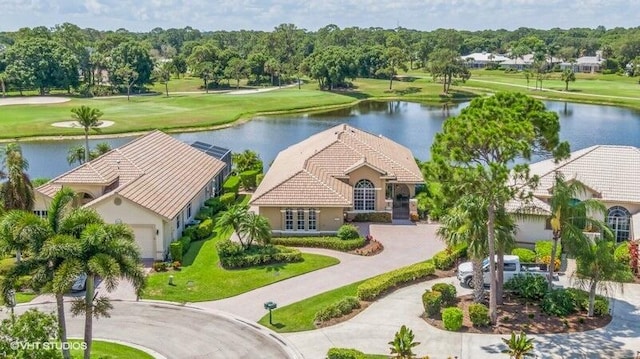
<box><xmin>239</xmin><ymin>212</ymin><xmax>271</xmax><ymax>247</ymax></box>
<box><xmin>115</xmin><ymin>65</ymin><xmax>138</xmax><ymax>101</ymax></box>
<box><xmin>502</xmin><ymin>332</ymin><xmax>535</xmax><ymax>359</ymax></box>
<box><xmin>70</xmin><ymin>106</ymin><xmax>103</xmax><ymax>162</ymax></box>
<box><xmin>0</xmin><ymin>309</ymin><xmax>62</xmax><ymax>359</ymax></box>
<box><xmin>561</xmin><ymin>68</ymin><xmax>576</xmax><ymax>91</ymax></box>
<box><xmin>388</xmin><ymin>325</ymin><xmax>420</xmax><ymax>359</ymax></box>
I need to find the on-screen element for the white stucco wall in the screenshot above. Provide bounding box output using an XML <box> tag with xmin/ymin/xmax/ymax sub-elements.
<box><xmin>515</xmin><ymin>215</ymin><xmax>552</xmax><ymax>245</ymax></box>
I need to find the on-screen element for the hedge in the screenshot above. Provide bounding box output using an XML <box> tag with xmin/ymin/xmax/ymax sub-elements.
<box><xmin>350</xmin><ymin>212</ymin><xmax>392</xmax><ymax>223</ymax></box>
<box><xmin>314</xmin><ymin>297</ymin><xmax>361</xmax><ymax>323</ymax></box>
<box><xmin>337</xmin><ymin>224</ymin><xmax>360</xmax><ymax>240</ymax></box>
<box><xmin>179</xmin><ymin>236</ymin><xmax>192</xmax><ymax>255</ymax></box>
<box><xmin>535</xmin><ymin>240</ymin><xmax>561</xmax><ymax>260</ymax></box>
<box><xmin>169</xmin><ymin>241</ymin><xmax>183</xmax><ymax>262</ymax></box>
<box><xmin>432</xmin><ymin>243</ymin><xmax>468</xmax><ymax>270</ymax></box>
<box><xmin>271</xmin><ymin>237</ymin><xmax>365</xmax><ymax>251</ymax></box>
<box><xmin>219</xmin><ymin>192</ymin><xmax>236</xmax><ymax>207</ymax></box>
<box><xmin>195</xmin><ymin>218</ymin><xmax>214</xmax><ymax>240</ymax></box>
<box><xmin>195</xmin><ymin>207</ymin><xmax>213</xmax><ymax>221</ymax></box>
<box><xmin>356</xmin><ymin>261</ymin><xmax>435</xmax><ymax>301</ymax></box>
<box><xmin>240</xmin><ymin>169</ymin><xmax>260</xmax><ymax>190</ymax></box>
<box><xmin>326</xmin><ymin>348</ymin><xmax>365</xmax><ymax>359</ymax></box>
<box><xmin>223</xmin><ymin>176</ymin><xmax>241</xmax><ymax>195</ymax></box>
<box><xmin>511</xmin><ymin>248</ymin><xmax>536</xmax><ymax>263</ymax></box>
<box><xmin>432</xmin><ymin>283</ymin><xmax>456</xmax><ymax>306</ymax></box>
<box><xmin>204</xmin><ymin>197</ymin><xmax>227</xmax><ymax>215</ymax></box>
<box><xmin>216</xmin><ymin>241</ymin><xmax>303</xmax><ymax>269</ymax></box>
<box><xmin>442</xmin><ymin>307</ymin><xmax>463</xmax><ymax>331</ymax></box>
<box><xmin>422</xmin><ymin>290</ymin><xmax>442</xmax><ymax>317</ymax></box>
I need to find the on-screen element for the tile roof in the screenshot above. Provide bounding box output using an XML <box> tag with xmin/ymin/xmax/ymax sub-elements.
<box><xmin>38</xmin><ymin>131</ymin><xmax>226</xmax><ymax>220</ymax></box>
<box><xmin>251</xmin><ymin>124</ymin><xmax>423</xmax><ymax>207</ymax></box>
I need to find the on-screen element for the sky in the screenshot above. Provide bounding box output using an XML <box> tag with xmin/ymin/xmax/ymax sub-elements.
<box><xmin>0</xmin><ymin>0</ymin><xmax>637</xmax><ymax>32</ymax></box>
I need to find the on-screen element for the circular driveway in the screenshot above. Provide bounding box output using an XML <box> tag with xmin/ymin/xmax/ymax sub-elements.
<box><xmin>6</xmin><ymin>301</ymin><xmax>301</xmax><ymax>359</ymax></box>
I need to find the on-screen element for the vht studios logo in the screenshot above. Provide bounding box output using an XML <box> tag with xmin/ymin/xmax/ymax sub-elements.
<box><xmin>10</xmin><ymin>341</ymin><xmax>88</xmax><ymax>351</ymax></box>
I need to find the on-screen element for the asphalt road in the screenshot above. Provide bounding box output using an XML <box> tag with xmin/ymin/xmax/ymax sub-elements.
<box><xmin>4</xmin><ymin>300</ymin><xmax>301</xmax><ymax>359</ymax></box>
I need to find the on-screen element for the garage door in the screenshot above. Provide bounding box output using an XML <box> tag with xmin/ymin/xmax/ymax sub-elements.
<box><xmin>130</xmin><ymin>225</ymin><xmax>156</xmax><ymax>259</ymax></box>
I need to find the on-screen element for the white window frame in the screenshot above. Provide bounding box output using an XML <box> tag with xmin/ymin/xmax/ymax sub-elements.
<box><xmin>354</xmin><ymin>179</ymin><xmax>376</xmax><ymax>211</ymax></box>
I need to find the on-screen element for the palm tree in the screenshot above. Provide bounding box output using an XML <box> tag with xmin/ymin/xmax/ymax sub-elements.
<box><xmin>388</xmin><ymin>325</ymin><xmax>420</xmax><ymax>359</ymax></box>
<box><xmin>69</xmin><ymin>222</ymin><xmax>145</xmax><ymax>359</ymax></box>
<box><xmin>239</xmin><ymin>212</ymin><xmax>272</xmax><ymax>247</ymax></box>
<box><xmin>1</xmin><ymin>143</ymin><xmax>34</xmax><ymax>211</ymax></box>
<box><xmin>547</xmin><ymin>171</ymin><xmax>608</xmax><ymax>289</ymax></box>
<box><xmin>67</xmin><ymin>145</ymin><xmax>86</xmax><ymax>166</ymax></box>
<box><xmin>90</xmin><ymin>142</ymin><xmax>111</xmax><ymax>160</ymax></box>
<box><xmin>0</xmin><ymin>210</ymin><xmax>44</xmax><ymax>263</ymax></box>
<box><xmin>70</xmin><ymin>106</ymin><xmax>103</xmax><ymax>162</ymax></box>
<box><xmin>574</xmin><ymin>234</ymin><xmax>627</xmax><ymax>317</ymax></box>
<box><xmin>217</xmin><ymin>204</ymin><xmax>249</xmax><ymax>247</ymax></box>
<box><xmin>502</xmin><ymin>332</ymin><xmax>535</xmax><ymax>359</ymax></box>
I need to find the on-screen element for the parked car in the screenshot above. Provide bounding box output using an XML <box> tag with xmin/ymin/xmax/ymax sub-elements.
<box><xmin>71</xmin><ymin>273</ymin><xmax>88</xmax><ymax>292</ymax></box>
<box><xmin>457</xmin><ymin>255</ymin><xmax>551</xmax><ymax>288</ymax></box>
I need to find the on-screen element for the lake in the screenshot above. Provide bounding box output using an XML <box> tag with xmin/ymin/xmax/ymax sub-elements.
<box><xmin>17</xmin><ymin>100</ymin><xmax>640</xmax><ymax>179</ymax></box>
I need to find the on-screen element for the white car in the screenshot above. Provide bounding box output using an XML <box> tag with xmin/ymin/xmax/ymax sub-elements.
<box><xmin>71</xmin><ymin>273</ymin><xmax>88</xmax><ymax>292</ymax></box>
<box><xmin>457</xmin><ymin>255</ymin><xmax>550</xmax><ymax>288</ymax></box>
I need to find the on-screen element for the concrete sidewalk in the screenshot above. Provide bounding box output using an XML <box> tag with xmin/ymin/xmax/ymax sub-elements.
<box><xmin>285</xmin><ymin>262</ymin><xmax>640</xmax><ymax>359</ymax></box>
<box><xmin>194</xmin><ymin>223</ymin><xmax>445</xmax><ymax>321</ymax></box>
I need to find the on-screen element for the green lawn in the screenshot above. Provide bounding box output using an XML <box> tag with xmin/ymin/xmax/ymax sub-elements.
<box><xmin>143</xmin><ymin>230</ymin><xmax>339</xmax><ymax>302</ymax></box>
<box><xmin>69</xmin><ymin>339</ymin><xmax>154</xmax><ymax>359</ymax></box>
<box><xmin>258</xmin><ymin>280</ymin><xmax>362</xmax><ymax>332</ymax></box>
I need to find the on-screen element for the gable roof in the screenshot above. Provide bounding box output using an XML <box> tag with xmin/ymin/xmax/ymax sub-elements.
<box><xmin>251</xmin><ymin>124</ymin><xmax>423</xmax><ymax>207</ymax></box>
<box><xmin>529</xmin><ymin>145</ymin><xmax>640</xmax><ymax>204</ymax></box>
<box><xmin>38</xmin><ymin>130</ymin><xmax>226</xmax><ymax>220</ymax></box>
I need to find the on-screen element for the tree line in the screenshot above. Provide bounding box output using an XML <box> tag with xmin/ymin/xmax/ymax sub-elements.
<box><xmin>1</xmin><ymin>23</ymin><xmax>640</xmax><ymax>96</ymax></box>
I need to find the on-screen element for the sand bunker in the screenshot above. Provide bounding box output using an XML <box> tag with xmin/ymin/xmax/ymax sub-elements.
<box><xmin>0</xmin><ymin>96</ymin><xmax>71</xmax><ymax>106</ymax></box>
<box><xmin>51</xmin><ymin>120</ymin><xmax>115</xmax><ymax>128</ymax></box>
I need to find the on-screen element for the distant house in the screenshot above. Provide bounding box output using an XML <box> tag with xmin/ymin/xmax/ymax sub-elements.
<box><xmin>501</xmin><ymin>54</ymin><xmax>563</xmax><ymax>71</ymax></box>
<box><xmin>509</xmin><ymin>145</ymin><xmax>640</xmax><ymax>244</ymax></box>
<box><xmin>250</xmin><ymin>124</ymin><xmax>424</xmax><ymax>235</ymax></box>
<box><xmin>561</xmin><ymin>53</ymin><xmax>605</xmax><ymax>73</ymax></box>
<box><xmin>462</xmin><ymin>52</ymin><xmax>509</xmax><ymax>68</ymax></box>
<box><xmin>34</xmin><ymin>131</ymin><xmax>226</xmax><ymax>260</ymax></box>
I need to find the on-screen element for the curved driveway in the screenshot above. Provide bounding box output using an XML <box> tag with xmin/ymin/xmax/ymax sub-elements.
<box><xmin>5</xmin><ymin>301</ymin><xmax>302</xmax><ymax>359</ymax></box>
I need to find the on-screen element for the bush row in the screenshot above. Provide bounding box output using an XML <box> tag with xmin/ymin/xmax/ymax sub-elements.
<box><xmin>314</xmin><ymin>297</ymin><xmax>361</xmax><ymax>323</ymax></box>
<box><xmin>422</xmin><ymin>283</ymin><xmax>457</xmax><ymax>317</ymax></box>
<box><xmin>219</xmin><ymin>192</ymin><xmax>237</xmax><ymax>206</ymax></box>
<box><xmin>349</xmin><ymin>212</ymin><xmax>392</xmax><ymax>223</ymax></box>
<box><xmin>223</xmin><ymin>176</ymin><xmax>240</xmax><ymax>195</ymax></box>
<box><xmin>183</xmin><ymin>219</ymin><xmax>214</xmax><ymax>242</ymax></box>
<box><xmin>169</xmin><ymin>242</ymin><xmax>183</xmax><ymax>262</ymax></box>
<box><xmin>216</xmin><ymin>241</ymin><xmax>303</xmax><ymax>269</ymax></box>
<box><xmin>205</xmin><ymin>197</ymin><xmax>227</xmax><ymax>215</ymax></box>
<box><xmin>326</xmin><ymin>348</ymin><xmax>365</xmax><ymax>359</ymax></box>
<box><xmin>432</xmin><ymin>243</ymin><xmax>468</xmax><ymax>270</ymax></box>
<box><xmin>356</xmin><ymin>261</ymin><xmax>435</xmax><ymax>301</ymax></box>
<box><xmin>270</xmin><ymin>237</ymin><xmax>365</xmax><ymax>251</ymax></box>
<box><xmin>179</xmin><ymin>236</ymin><xmax>192</xmax><ymax>255</ymax></box>
<box><xmin>239</xmin><ymin>169</ymin><xmax>260</xmax><ymax>190</ymax></box>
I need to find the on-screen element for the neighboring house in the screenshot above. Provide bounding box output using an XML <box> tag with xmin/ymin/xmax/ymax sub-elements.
<box><xmin>500</xmin><ymin>54</ymin><xmax>563</xmax><ymax>71</ymax></box>
<box><xmin>462</xmin><ymin>52</ymin><xmax>509</xmax><ymax>68</ymax></box>
<box><xmin>250</xmin><ymin>124</ymin><xmax>424</xmax><ymax>235</ymax></box>
<box><xmin>34</xmin><ymin>131</ymin><xmax>226</xmax><ymax>260</ymax></box>
<box><xmin>560</xmin><ymin>54</ymin><xmax>605</xmax><ymax>73</ymax></box>
<box><xmin>509</xmin><ymin>145</ymin><xmax>640</xmax><ymax>244</ymax></box>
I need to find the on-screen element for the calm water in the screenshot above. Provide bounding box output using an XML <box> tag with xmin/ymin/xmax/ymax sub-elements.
<box><xmin>17</xmin><ymin>100</ymin><xmax>640</xmax><ymax>179</ymax></box>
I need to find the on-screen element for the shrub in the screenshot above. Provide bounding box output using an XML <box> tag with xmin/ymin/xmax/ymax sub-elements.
<box><xmin>271</xmin><ymin>237</ymin><xmax>365</xmax><ymax>251</ymax></box>
<box><xmin>350</xmin><ymin>212</ymin><xmax>392</xmax><ymax>223</ymax></box>
<box><xmin>195</xmin><ymin>207</ymin><xmax>213</xmax><ymax>220</ymax></box>
<box><xmin>219</xmin><ymin>192</ymin><xmax>236</xmax><ymax>207</ymax></box>
<box><xmin>594</xmin><ymin>298</ymin><xmax>610</xmax><ymax>316</ymax></box>
<box><xmin>565</xmin><ymin>288</ymin><xmax>609</xmax><ymax>315</ymax></box>
<box><xmin>326</xmin><ymin>348</ymin><xmax>365</xmax><ymax>359</ymax></box>
<box><xmin>0</xmin><ymin>258</ymin><xmax>15</xmax><ymax>276</ymax></box>
<box><xmin>169</xmin><ymin>241</ymin><xmax>183</xmax><ymax>262</ymax></box>
<box><xmin>422</xmin><ymin>290</ymin><xmax>442</xmax><ymax>317</ymax></box>
<box><xmin>179</xmin><ymin>236</ymin><xmax>192</xmax><ymax>254</ymax></box>
<box><xmin>217</xmin><ymin>243</ymin><xmax>303</xmax><ymax>269</ymax></box>
<box><xmin>442</xmin><ymin>307</ymin><xmax>463</xmax><ymax>331</ymax></box>
<box><xmin>538</xmin><ymin>255</ymin><xmax>561</xmax><ymax>271</ymax></box>
<box><xmin>357</xmin><ymin>261</ymin><xmax>435</xmax><ymax>301</ymax></box>
<box><xmin>615</xmin><ymin>243</ymin><xmax>630</xmax><ymax>265</ymax></box>
<box><xmin>511</xmin><ymin>248</ymin><xmax>536</xmax><ymax>263</ymax></box>
<box><xmin>337</xmin><ymin>224</ymin><xmax>360</xmax><ymax>240</ymax></box>
<box><xmin>614</xmin><ymin>268</ymin><xmax>636</xmax><ymax>283</ymax></box>
<box><xmin>432</xmin><ymin>283</ymin><xmax>457</xmax><ymax>306</ymax></box>
<box><xmin>152</xmin><ymin>261</ymin><xmax>168</xmax><ymax>272</ymax></box>
<box><xmin>223</xmin><ymin>176</ymin><xmax>241</xmax><ymax>195</ymax></box>
<box><xmin>205</xmin><ymin>197</ymin><xmax>227</xmax><ymax>215</ymax></box>
<box><xmin>432</xmin><ymin>243</ymin><xmax>467</xmax><ymax>270</ymax></box>
<box><xmin>504</xmin><ymin>274</ymin><xmax>548</xmax><ymax>300</ymax></box>
<box><xmin>314</xmin><ymin>297</ymin><xmax>361</xmax><ymax>323</ymax></box>
<box><xmin>541</xmin><ymin>289</ymin><xmax>576</xmax><ymax>317</ymax></box>
<box><xmin>535</xmin><ymin>240</ymin><xmax>561</xmax><ymax>260</ymax></box>
<box><xmin>195</xmin><ymin>218</ymin><xmax>214</xmax><ymax>240</ymax></box>
<box><xmin>468</xmin><ymin>303</ymin><xmax>490</xmax><ymax>327</ymax></box>
<box><xmin>239</xmin><ymin>169</ymin><xmax>260</xmax><ymax>190</ymax></box>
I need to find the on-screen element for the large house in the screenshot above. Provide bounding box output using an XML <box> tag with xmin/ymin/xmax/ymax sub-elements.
<box><xmin>250</xmin><ymin>124</ymin><xmax>424</xmax><ymax>235</ymax></box>
<box><xmin>34</xmin><ymin>131</ymin><xmax>226</xmax><ymax>260</ymax></box>
<box><xmin>510</xmin><ymin>145</ymin><xmax>640</xmax><ymax>244</ymax></box>
<box><xmin>462</xmin><ymin>52</ymin><xmax>510</xmax><ymax>68</ymax></box>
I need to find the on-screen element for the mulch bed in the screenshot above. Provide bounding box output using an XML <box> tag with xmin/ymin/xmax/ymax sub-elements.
<box><xmin>424</xmin><ymin>294</ymin><xmax>611</xmax><ymax>334</ymax></box>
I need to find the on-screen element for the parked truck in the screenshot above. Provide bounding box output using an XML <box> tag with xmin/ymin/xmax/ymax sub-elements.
<box><xmin>457</xmin><ymin>255</ymin><xmax>553</xmax><ymax>288</ymax></box>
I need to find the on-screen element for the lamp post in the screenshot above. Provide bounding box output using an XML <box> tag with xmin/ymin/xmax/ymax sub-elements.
<box><xmin>263</xmin><ymin>301</ymin><xmax>277</xmax><ymax>325</ymax></box>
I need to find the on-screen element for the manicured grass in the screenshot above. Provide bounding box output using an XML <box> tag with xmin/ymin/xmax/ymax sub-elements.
<box><xmin>69</xmin><ymin>339</ymin><xmax>154</xmax><ymax>359</ymax></box>
<box><xmin>0</xmin><ymin>77</ymin><xmax>473</xmax><ymax>140</ymax></box>
<box><xmin>142</xmin><ymin>230</ymin><xmax>340</xmax><ymax>302</ymax></box>
<box><xmin>257</xmin><ymin>280</ymin><xmax>362</xmax><ymax>332</ymax></box>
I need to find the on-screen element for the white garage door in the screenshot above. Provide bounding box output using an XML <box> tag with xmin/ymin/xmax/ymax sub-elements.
<box><xmin>130</xmin><ymin>225</ymin><xmax>156</xmax><ymax>259</ymax></box>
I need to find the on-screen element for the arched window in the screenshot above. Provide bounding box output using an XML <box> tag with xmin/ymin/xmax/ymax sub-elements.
<box><xmin>607</xmin><ymin>206</ymin><xmax>631</xmax><ymax>242</ymax></box>
<box><xmin>354</xmin><ymin>179</ymin><xmax>376</xmax><ymax>211</ymax></box>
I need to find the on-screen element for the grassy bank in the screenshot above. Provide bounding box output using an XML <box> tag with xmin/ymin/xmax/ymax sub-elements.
<box><xmin>69</xmin><ymin>339</ymin><xmax>154</xmax><ymax>359</ymax></box>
